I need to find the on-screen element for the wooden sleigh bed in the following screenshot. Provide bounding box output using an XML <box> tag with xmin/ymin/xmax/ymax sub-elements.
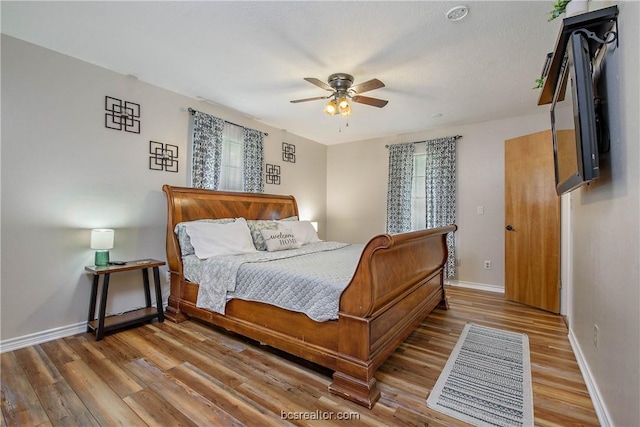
<box><xmin>162</xmin><ymin>184</ymin><xmax>456</xmax><ymax>408</ymax></box>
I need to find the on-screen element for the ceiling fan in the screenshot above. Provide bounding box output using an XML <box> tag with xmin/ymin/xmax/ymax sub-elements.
<box><xmin>290</xmin><ymin>73</ymin><xmax>388</xmax><ymax>116</ymax></box>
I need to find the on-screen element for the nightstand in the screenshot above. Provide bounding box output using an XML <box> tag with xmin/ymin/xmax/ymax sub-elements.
<box><xmin>85</xmin><ymin>259</ymin><xmax>165</xmax><ymax>340</ymax></box>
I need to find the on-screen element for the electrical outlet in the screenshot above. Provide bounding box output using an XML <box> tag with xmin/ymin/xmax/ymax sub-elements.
<box><xmin>165</xmin><ymin>271</ymin><xmax>171</xmax><ymax>283</ymax></box>
<box><xmin>484</xmin><ymin>260</ymin><xmax>491</xmax><ymax>270</ymax></box>
<box><xmin>593</xmin><ymin>324</ymin><xmax>599</xmax><ymax>348</ymax></box>
<box><xmin>456</xmin><ymin>258</ymin><xmax>461</xmax><ymax>266</ymax></box>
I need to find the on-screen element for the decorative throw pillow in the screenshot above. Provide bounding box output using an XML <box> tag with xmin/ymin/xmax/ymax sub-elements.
<box><xmin>277</xmin><ymin>220</ymin><xmax>321</xmax><ymax>245</ymax></box>
<box><xmin>260</xmin><ymin>228</ymin><xmax>302</xmax><ymax>252</ymax></box>
<box><xmin>175</xmin><ymin>218</ymin><xmax>235</xmax><ymax>256</ymax></box>
<box><xmin>246</xmin><ymin>220</ymin><xmax>279</xmax><ymax>251</ymax></box>
<box><xmin>185</xmin><ymin>218</ymin><xmax>257</xmax><ymax>259</ymax></box>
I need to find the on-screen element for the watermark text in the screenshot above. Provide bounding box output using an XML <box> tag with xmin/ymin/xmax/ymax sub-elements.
<box><xmin>281</xmin><ymin>410</ymin><xmax>361</xmax><ymax>421</ymax></box>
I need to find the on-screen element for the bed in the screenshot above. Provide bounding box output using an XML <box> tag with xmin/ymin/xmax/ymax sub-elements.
<box><xmin>162</xmin><ymin>184</ymin><xmax>457</xmax><ymax>408</ymax></box>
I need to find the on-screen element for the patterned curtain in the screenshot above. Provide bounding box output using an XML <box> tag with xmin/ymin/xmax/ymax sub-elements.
<box><xmin>425</xmin><ymin>136</ymin><xmax>457</xmax><ymax>278</ymax></box>
<box><xmin>386</xmin><ymin>142</ymin><xmax>415</xmax><ymax>234</ymax></box>
<box><xmin>191</xmin><ymin>111</ymin><xmax>225</xmax><ymax>189</ymax></box>
<box><xmin>242</xmin><ymin>128</ymin><xmax>264</xmax><ymax>193</ymax></box>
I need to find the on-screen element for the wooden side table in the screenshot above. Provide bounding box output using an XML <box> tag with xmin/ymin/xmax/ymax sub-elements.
<box><xmin>85</xmin><ymin>259</ymin><xmax>165</xmax><ymax>340</ymax></box>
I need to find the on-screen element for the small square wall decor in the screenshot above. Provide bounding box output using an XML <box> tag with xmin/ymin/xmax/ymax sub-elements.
<box><xmin>105</xmin><ymin>96</ymin><xmax>141</xmax><ymax>133</ymax></box>
<box><xmin>266</xmin><ymin>163</ymin><xmax>281</xmax><ymax>185</ymax></box>
<box><xmin>282</xmin><ymin>142</ymin><xmax>296</xmax><ymax>163</ymax></box>
<box><xmin>149</xmin><ymin>141</ymin><xmax>179</xmax><ymax>172</ymax></box>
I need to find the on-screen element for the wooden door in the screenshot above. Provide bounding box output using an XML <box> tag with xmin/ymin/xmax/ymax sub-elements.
<box><xmin>505</xmin><ymin>130</ymin><xmax>560</xmax><ymax>313</ymax></box>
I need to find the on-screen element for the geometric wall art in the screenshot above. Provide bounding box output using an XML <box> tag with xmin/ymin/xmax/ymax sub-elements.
<box><xmin>149</xmin><ymin>141</ymin><xmax>179</xmax><ymax>172</ymax></box>
<box><xmin>105</xmin><ymin>96</ymin><xmax>141</xmax><ymax>133</ymax></box>
<box><xmin>282</xmin><ymin>142</ymin><xmax>296</xmax><ymax>163</ymax></box>
<box><xmin>265</xmin><ymin>163</ymin><xmax>281</xmax><ymax>185</ymax></box>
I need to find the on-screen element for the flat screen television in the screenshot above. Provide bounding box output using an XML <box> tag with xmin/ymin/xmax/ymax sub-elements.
<box><xmin>550</xmin><ymin>32</ymin><xmax>601</xmax><ymax>195</ymax></box>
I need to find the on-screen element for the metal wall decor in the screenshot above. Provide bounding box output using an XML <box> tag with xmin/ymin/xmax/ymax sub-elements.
<box><xmin>105</xmin><ymin>96</ymin><xmax>141</xmax><ymax>133</ymax></box>
<box><xmin>265</xmin><ymin>163</ymin><xmax>281</xmax><ymax>185</ymax></box>
<box><xmin>282</xmin><ymin>142</ymin><xmax>296</xmax><ymax>163</ymax></box>
<box><xmin>149</xmin><ymin>141</ymin><xmax>179</xmax><ymax>172</ymax></box>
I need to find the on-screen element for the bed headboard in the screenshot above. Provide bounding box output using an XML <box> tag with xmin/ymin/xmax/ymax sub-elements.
<box><xmin>162</xmin><ymin>185</ymin><xmax>299</xmax><ymax>273</ymax></box>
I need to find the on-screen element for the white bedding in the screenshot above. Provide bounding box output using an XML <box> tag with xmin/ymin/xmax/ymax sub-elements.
<box><xmin>182</xmin><ymin>241</ymin><xmax>364</xmax><ymax>321</ymax></box>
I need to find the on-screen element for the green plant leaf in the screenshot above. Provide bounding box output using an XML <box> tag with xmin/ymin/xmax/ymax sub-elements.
<box><xmin>533</xmin><ymin>77</ymin><xmax>545</xmax><ymax>90</ymax></box>
<box><xmin>548</xmin><ymin>0</ymin><xmax>571</xmax><ymax>21</ymax></box>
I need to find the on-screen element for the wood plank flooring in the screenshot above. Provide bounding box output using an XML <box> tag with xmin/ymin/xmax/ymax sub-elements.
<box><xmin>1</xmin><ymin>287</ymin><xmax>599</xmax><ymax>426</ymax></box>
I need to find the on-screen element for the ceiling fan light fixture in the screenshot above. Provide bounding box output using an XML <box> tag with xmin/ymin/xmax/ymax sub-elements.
<box><xmin>292</xmin><ymin>73</ymin><xmax>387</xmax><ymax>117</ymax></box>
<box><xmin>337</xmin><ymin>96</ymin><xmax>351</xmax><ymax>115</ymax></box>
<box><xmin>324</xmin><ymin>99</ymin><xmax>337</xmax><ymax>116</ymax></box>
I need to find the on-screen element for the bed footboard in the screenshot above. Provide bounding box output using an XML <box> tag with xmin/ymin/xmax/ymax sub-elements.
<box><xmin>330</xmin><ymin>225</ymin><xmax>456</xmax><ymax>408</ymax></box>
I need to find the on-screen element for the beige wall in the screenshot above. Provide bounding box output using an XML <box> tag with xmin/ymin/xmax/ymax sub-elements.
<box><xmin>326</xmin><ymin>112</ymin><xmax>551</xmax><ymax>289</ymax></box>
<box><xmin>568</xmin><ymin>2</ymin><xmax>639</xmax><ymax>425</ymax></box>
<box><xmin>264</xmin><ymin>131</ymin><xmax>327</xmax><ymax>235</ymax></box>
<box><xmin>0</xmin><ymin>35</ymin><xmax>327</xmax><ymax>342</ymax></box>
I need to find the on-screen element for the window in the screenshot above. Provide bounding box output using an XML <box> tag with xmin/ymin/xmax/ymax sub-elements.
<box><xmin>190</xmin><ymin>110</ymin><xmax>264</xmax><ymax>193</ymax></box>
<box><xmin>388</xmin><ymin>137</ymin><xmax>457</xmax><ymax>278</ymax></box>
<box><xmin>219</xmin><ymin>123</ymin><xmax>244</xmax><ymax>191</ymax></box>
<box><xmin>411</xmin><ymin>152</ymin><xmax>426</xmax><ymax>230</ymax></box>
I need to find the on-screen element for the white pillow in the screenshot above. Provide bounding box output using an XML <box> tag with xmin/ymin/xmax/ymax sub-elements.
<box><xmin>185</xmin><ymin>218</ymin><xmax>257</xmax><ymax>259</ymax></box>
<box><xmin>174</xmin><ymin>218</ymin><xmax>235</xmax><ymax>256</ymax></box>
<box><xmin>260</xmin><ymin>228</ymin><xmax>302</xmax><ymax>252</ymax></box>
<box><xmin>276</xmin><ymin>220</ymin><xmax>321</xmax><ymax>245</ymax></box>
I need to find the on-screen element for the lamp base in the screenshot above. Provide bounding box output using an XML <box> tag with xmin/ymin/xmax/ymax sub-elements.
<box><xmin>95</xmin><ymin>250</ymin><xmax>110</xmax><ymax>266</ymax></box>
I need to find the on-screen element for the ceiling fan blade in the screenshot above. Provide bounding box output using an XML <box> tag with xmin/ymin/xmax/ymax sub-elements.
<box><xmin>350</xmin><ymin>78</ymin><xmax>385</xmax><ymax>94</ymax></box>
<box><xmin>290</xmin><ymin>95</ymin><xmax>331</xmax><ymax>103</ymax></box>
<box><xmin>351</xmin><ymin>95</ymin><xmax>388</xmax><ymax>108</ymax></box>
<box><xmin>304</xmin><ymin>77</ymin><xmax>334</xmax><ymax>92</ymax></box>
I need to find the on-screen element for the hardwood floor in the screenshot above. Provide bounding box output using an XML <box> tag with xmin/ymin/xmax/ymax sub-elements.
<box><xmin>1</xmin><ymin>287</ymin><xmax>599</xmax><ymax>426</ymax></box>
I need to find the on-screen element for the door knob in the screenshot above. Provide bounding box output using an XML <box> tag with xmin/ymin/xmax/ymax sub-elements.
<box><xmin>506</xmin><ymin>225</ymin><xmax>515</xmax><ymax>231</ymax></box>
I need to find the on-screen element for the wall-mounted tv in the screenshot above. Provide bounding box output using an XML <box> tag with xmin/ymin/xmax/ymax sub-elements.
<box><xmin>550</xmin><ymin>32</ymin><xmax>601</xmax><ymax>196</ymax></box>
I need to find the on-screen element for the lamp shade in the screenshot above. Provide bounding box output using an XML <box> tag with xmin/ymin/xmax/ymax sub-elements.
<box><xmin>90</xmin><ymin>229</ymin><xmax>114</xmax><ymax>250</ymax></box>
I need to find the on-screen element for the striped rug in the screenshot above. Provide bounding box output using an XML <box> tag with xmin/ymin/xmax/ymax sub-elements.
<box><xmin>426</xmin><ymin>323</ymin><xmax>533</xmax><ymax>427</ymax></box>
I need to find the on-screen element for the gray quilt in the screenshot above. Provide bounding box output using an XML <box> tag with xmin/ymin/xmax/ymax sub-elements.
<box><xmin>182</xmin><ymin>241</ymin><xmax>364</xmax><ymax>321</ymax></box>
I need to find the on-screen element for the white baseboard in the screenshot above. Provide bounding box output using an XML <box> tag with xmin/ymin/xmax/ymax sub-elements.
<box><xmin>446</xmin><ymin>280</ymin><xmax>504</xmax><ymax>294</ymax></box>
<box><xmin>568</xmin><ymin>328</ymin><xmax>611</xmax><ymax>427</ymax></box>
<box><xmin>0</xmin><ymin>321</ymin><xmax>87</xmax><ymax>353</ymax></box>
<box><xmin>1</xmin><ymin>303</ymin><xmax>169</xmax><ymax>354</ymax></box>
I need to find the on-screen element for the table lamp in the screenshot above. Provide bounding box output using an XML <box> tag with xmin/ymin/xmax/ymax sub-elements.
<box><xmin>91</xmin><ymin>229</ymin><xmax>114</xmax><ymax>266</ymax></box>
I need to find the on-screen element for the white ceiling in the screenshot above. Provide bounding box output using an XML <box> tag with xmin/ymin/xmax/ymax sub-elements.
<box><xmin>1</xmin><ymin>1</ymin><xmax>563</xmax><ymax>145</ymax></box>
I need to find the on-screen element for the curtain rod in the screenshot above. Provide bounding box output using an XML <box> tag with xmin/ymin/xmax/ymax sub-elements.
<box><xmin>188</xmin><ymin>107</ymin><xmax>269</xmax><ymax>136</ymax></box>
<box><xmin>385</xmin><ymin>135</ymin><xmax>462</xmax><ymax>148</ymax></box>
